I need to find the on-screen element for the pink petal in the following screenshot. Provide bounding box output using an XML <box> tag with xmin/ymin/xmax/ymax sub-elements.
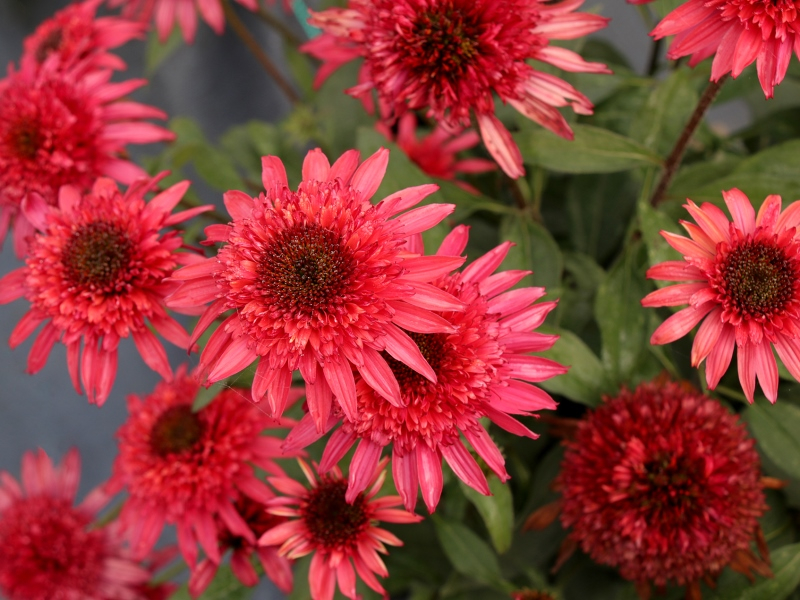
<box><xmin>382</xmin><ymin>324</ymin><xmax>436</xmax><ymax>383</ymax></box>
<box><xmin>463</xmin><ymin>427</ymin><xmax>509</xmax><ymax>481</ymax></box>
<box><xmin>649</xmin><ymin>304</ymin><xmax>714</xmax><ymax>345</ymax></box>
<box><xmin>309</xmin><ymin>551</ymin><xmax>337</xmax><ymax>600</ymax></box>
<box><xmin>356</xmin><ymin>348</ymin><xmax>402</xmax><ymax>406</ymax></box>
<box><xmin>262</xmin><ymin>156</ymin><xmax>289</xmax><ymax>192</ymax></box>
<box><xmin>302</xmin><ymin>148</ymin><xmax>332</xmax><ymax>181</ymax></box>
<box><xmin>328</xmin><ymin>149</ymin><xmax>361</xmax><ymax>182</ymax></box>
<box><xmin>752</xmin><ymin>340</ymin><xmax>778</xmax><ymax>403</ymax></box>
<box><xmin>722</xmin><ymin>188</ymin><xmax>756</xmax><ymax>234</ymax></box>
<box><xmin>398</xmin><ymin>255</ymin><xmax>465</xmax><ymax>282</ymax></box>
<box><xmin>386</xmin><ymin>300</ymin><xmax>456</xmax><ymax>333</ymax></box>
<box><xmin>347</xmin><ymin>439</ymin><xmax>383</xmax><ymax>502</ymax></box>
<box><xmin>403</xmin><ymin>281</ymin><xmax>466</xmax><ymax>311</ymax></box>
<box><xmin>323</xmin><ymin>354</ymin><xmax>358</xmax><ymax>421</ymax></box>
<box><xmin>27</xmin><ymin>323</ymin><xmax>60</xmax><ymax>374</ymax></box>
<box><xmin>351</xmin><ymin>147</ymin><xmax>389</xmax><ymax>202</ymax></box>
<box><xmin>0</xmin><ymin>268</ymin><xmax>27</xmax><ymax>304</ymax></box>
<box><xmin>416</xmin><ymin>444</ymin><xmax>443</xmax><ymax>513</ymax></box>
<box><xmin>691</xmin><ymin>308</ymin><xmax>724</xmax><ymax>366</ymax></box>
<box><xmin>706</xmin><ymin>324</ymin><xmax>735</xmax><ymax>389</ymax></box>
<box><xmin>441</xmin><ymin>440</ymin><xmax>489</xmax><ymax>495</ymax></box>
<box><xmin>437</xmin><ymin>225</ymin><xmax>470</xmax><ymax>256</ymax></box>
<box><xmin>132</xmin><ymin>327</ymin><xmax>172</xmax><ymax>380</ymax></box>
<box><xmin>306</xmin><ymin>373</ymin><xmax>334</xmax><ymax>433</ymax></box>
<box><xmin>336</xmin><ymin>559</ymin><xmax>357</xmax><ymax>600</ymax></box>
<box><xmin>737</xmin><ymin>343</ymin><xmax>757</xmax><ymax>403</ymax></box>
<box><xmin>390</xmin><ymin>203</ymin><xmax>456</xmax><ymax>236</ymax></box>
<box><xmin>319</xmin><ymin>428</ymin><xmax>357</xmax><ymax>473</ymax></box>
<box><xmin>392</xmin><ymin>449</ymin><xmax>419</xmax><ymax>512</ymax></box>
<box><xmin>223</xmin><ymin>189</ymin><xmax>255</xmax><ymax>220</ymax></box>
<box><xmin>376</xmin><ymin>184</ymin><xmax>439</xmax><ymax>218</ymax></box>
<box><xmin>477</xmin><ymin>113</ymin><xmax>524</xmax><ymax>179</ymax></box>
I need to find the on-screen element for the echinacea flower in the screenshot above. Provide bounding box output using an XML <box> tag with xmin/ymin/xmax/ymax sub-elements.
<box><xmin>302</xmin><ymin>0</ymin><xmax>610</xmax><ymax>178</ymax></box>
<box><xmin>109</xmin><ymin>368</ymin><xmax>299</xmax><ymax>569</ymax></box>
<box><xmin>0</xmin><ymin>175</ymin><xmax>208</xmax><ymax>405</ymax></box>
<box><xmin>189</xmin><ymin>495</ymin><xmax>293</xmax><ymax>598</ymax></box>
<box><xmin>167</xmin><ymin>147</ymin><xmax>467</xmax><ymax>422</ymax></box>
<box><xmin>556</xmin><ymin>380</ymin><xmax>770</xmax><ymax>597</ymax></box>
<box><xmin>285</xmin><ymin>225</ymin><xmax>565</xmax><ymax>513</ymax></box>
<box><xmin>650</xmin><ymin>0</ymin><xmax>800</xmax><ymax>98</ymax></box>
<box><xmin>641</xmin><ymin>188</ymin><xmax>800</xmax><ymax>403</ymax></box>
<box><xmin>377</xmin><ymin>113</ymin><xmax>496</xmax><ymax>194</ymax></box>
<box><xmin>21</xmin><ymin>0</ymin><xmax>146</xmax><ymax>73</ymax></box>
<box><xmin>0</xmin><ymin>448</ymin><xmax>173</xmax><ymax>600</ymax></box>
<box><xmin>0</xmin><ymin>60</ymin><xmax>174</xmax><ymax>256</ymax></box>
<box><xmin>108</xmin><ymin>0</ymin><xmax>260</xmax><ymax>43</ymax></box>
<box><xmin>260</xmin><ymin>459</ymin><xmax>422</xmax><ymax>600</ymax></box>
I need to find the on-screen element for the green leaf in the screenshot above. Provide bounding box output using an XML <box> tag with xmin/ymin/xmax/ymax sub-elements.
<box><xmin>595</xmin><ymin>243</ymin><xmax>661</xmax><ymax>386</ymax></box>
<box><xmin>537</xmin><ymin>326</ymin><xmax>609</xmax><ymax>406</ymax></box>
<box><xmin>499</xmin><ymin>213</ymin><xmax>563</xmax><ymax>293</ymax></box>
<box><xmin>168</xmin><ymin>565</ymin><xmax>253</xmax><ymax>600</ymax></box>
<box><xmin>744</xmin><ymin>401</ymin><xmax>800</xmax><ymax>480</ymax></box>
<box><xmin>459</xmin><ymin>474</ymin><xmax>514</xmax><ymax>554</ymax></box>
<box><xmin>432</xmin><ymin>516</ymin><xmax>510</xmax><ymax>591</ymax></box>
<box><xmin>630</xmin><ymin>69</ymin><xmax>699</xmax><ymax>156</ymax></box>
<box><xmin>687</xmin><ymin>140</ymin><xmax>800</xmax><ymax>205</ymax></box>
<box><xmin>145</xmin><ymin>27</ymin><xmax>183</xmax><ymax>76</ymax></box>
<box><xmin>707</xmin><ymin>543</ymin><xmax>800</xmax><ymax>600</ymax></box>
<box><xmin>517</xmin><ymin>125</ymin><xmax>662</xmax><ymax>174</ymax></box>
<box><xmin>638</xmin><ymin>200</ymin><xmax>682</xmax><ymax>288</ymax></box>
<box><xmin>192</xmin><ymin>145</ymin><xmax>247</xmax><ymax>192</ymax></box>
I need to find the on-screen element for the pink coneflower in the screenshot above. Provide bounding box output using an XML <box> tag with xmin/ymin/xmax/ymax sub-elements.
<box><xmin>557</xmin><ymin>380</ymin><xmax>770</xmax><ymax>597</ymax></box>
<box><xmin>109</xmin><ymin>368</ymin><xmax>297</xmax><ymax>569</ymax></box>
<box><xmin>189</xmin><ymin>494</ymin><xmax>293</xmax><ymax>598</ymax></box>
<box><xmin>285</xmin><ymin>225</ymin><xmax>565</xmax><ymax>513</ymax></box>
<box><xmin>0</xmin><ymin>175</ymin><xmax>207</xmax><ymax>406</ymax></box>
<box><xmin>641</xmin><ymin>188</ymin><xmax>800</xmax><ymax>403</ymax></box>
<box><xmin>651</xmin><ymin>0</ymin><xmax>800</xmax><ymax>98</ymax></box>
<box><xmin>21</xmin><ymin>0</ymin><xmax>146</xmax><ymax>73</ymax></box>
<box><xmin>108</xmin><ymin>0</ymin><xmax>260</xmax><ymax>43</ymax></box>
<box><xmin>302</xmin><ymin>0</ymin><xmax>610</xmax><ymax>178</ymax></box>
<box><xmin>0</xmin><ymin>448</ymin><xmax>172</xmax><ymax>600</ymax></box>
<box><xmin>377</xmin><ymin>113</ymin><xmax>496</xmax><ymax>194</ymax></box>
<box><xmin>167</xmin><ymin>147</ymin><xmax>466</xmax><ymax>423</ymax></box>
<box><xmin>0</xmin><ymin>60</ymin><xmax>174</xmax><ymax>256</ymax></box>
<box><xmin>260</xmin><ymin>459</ymin><xmax>421</xmax><ymax>600</ymax></box>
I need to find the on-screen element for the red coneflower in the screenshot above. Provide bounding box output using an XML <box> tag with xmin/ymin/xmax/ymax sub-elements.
<box><xmin>108</xmin><ymin>0</ymin><xmax>260</xmax><ymax>43</ymax></box>
<box><xmin>651</xmin><ymin>0</ymin><xmax>800</xmax><ymax>98</ymax></box>
<box><xmin>642</xmin><ymin>188</ymin><xmax>800</xmax><ymax>403</ymax></box>
<box><xmin>21</xmin><ymin>0</ymin><xmax>145</xmax><ymax>73</ymax></box>
<box><xmin>0</xmin><ymin>60</ymin><xmax>174</xmax><ymax>256</ymax></box>
<box><xmin>110</xmin><ymin>368</ymin><xmax>297</xmax><ymax>569</ymax></box>
<box><xmin>558</xmin><ymin>380</ymin><xmax>770</xmax><ymax>597</ymax></box>
<box><xmin>167</xmin><ymin>147</ymin><xmax>466</xmax><ymax>423</ymax></box>
<box><xmin>259</xmin><ymin>459</ymin><xmax>422</xmax><ymax>600</ymax></box>
<box><xmin>0</xmin><ymin>176</ymin><xmax>208</xmax><ymax>405</ymax></box>
<box><xmin>302</xmin><ymin>0</ymin><xmax>610</xmax><ymax>178</ymax></box>
<box><xmin>0</xmin><ymin>448</ymin><xmax>173</xmax><ymax>600</ymax></box>
<box><xmin>377</xmin><ymin>113</ymin><xmax>496</xmax><ymax>194</ymax></box>
<box><xmin>285</xmin><ymin>225</ymin><xmax>565</xmax><ymax>513</ymax></box>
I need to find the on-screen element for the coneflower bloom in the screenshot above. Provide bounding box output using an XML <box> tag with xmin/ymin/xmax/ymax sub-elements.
<box><xmin>109</xmin><ymin>368</ymin><xmax>298</xmax><ymax>569</ymax></box>
<box><xmin>0</xmin><ymin>448</ymin><xmax>173</xmax><ymax>600</ymax></box>
<box><xmin>188</xmin><ymin>495</ymin><xmax>293</xmax><ymax>598</ymax></box>
<box><xmin>284</xmin><ymin>226</ymin><xmax>565</xmax><ymax>513</ymax></box>
<box><xmin>376</xmin><ymin>113</ymin><xmax>496</xmax><ymax>194</ymax></box>
<box><xmin>167</xmin><ymin>147</ymin><xmax>466</xmax><ymax>423</ymax></box>
<box><xmin>260</xmin><ymin>459</ymin><xmax>422</xmax><ymax>600</ymax></box>
<box><xmin>21</xmin><ymin>0</ymin><xmax>146</xmax><ymax>73</ymax></box>
<box><xmin>302</xmin><ymin>0</ymin><xmax>610</xmax><ymax>178</ymax></box>
<box><xmin>651</xmin><ymin>0</ymin><xmax>800</xmax><ymax>98</ymax></box>
<box><xmin>558</xmin><ymin>380</ymin><xmax>770</xmax><ymax>597</ymax></box>
<box><xmin>0</xmin><ymin>175</ymin><xmax>208</xmax><ymax>406</ymax></box>
<box><xmin>0</xmin><ymin>60</ymin><xmax>174</xmax><ymax>256</ymax></box>
<box><xmin>641</xmin><ymin>188</ymin><xmax>800</xmax><ymax>403</ymax></box>
<box><xmin>108</xmin><ymin>0</ymin><xmax>260</xmax><ymax>43</ymax></box>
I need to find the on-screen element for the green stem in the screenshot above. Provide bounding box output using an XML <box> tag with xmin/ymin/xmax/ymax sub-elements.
<box><xmin>650</xmin><ymin>74</ymin><xmax>728</xmax><ymax>207</ymax></box>
<box><xmin>255</xmin><ymin>5</ymin><xmax>303</xmax><ymax>47</ymax></box>
<box><xmin>222</xmin><ymin>0</ymin><xmax>301</xmax><ymax>105</ymax></box>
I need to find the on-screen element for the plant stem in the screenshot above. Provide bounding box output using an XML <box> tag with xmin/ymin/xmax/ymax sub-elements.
<box><xmin>221</xmin><ymin>0</ymin><xmax>301</xmax><ymax>105</ymax></box>
<box><xmin>646</xmin><ymin>37</ymin><xmax>662</xmax><ymax>76</ymax></box>
<box><xmin>255</xmin><ymin>5</ymin><xmax>302</xmax><ymax>47</ymax></box>
<box><xmin>650</xmin><ymin>74</ymin><xmax>728</xmax><ymax>207</ymax></box>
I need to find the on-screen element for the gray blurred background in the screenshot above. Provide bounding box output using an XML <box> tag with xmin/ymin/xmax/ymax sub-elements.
<box><xmin>0</xmin><ymin>0</ymin><xmax>746</xmax><ymax>597</ymax></box>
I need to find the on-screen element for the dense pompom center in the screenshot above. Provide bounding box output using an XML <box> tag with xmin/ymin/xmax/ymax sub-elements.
<box><xmin>638</xmin><ymin>453</ymin><xmax>704</xmax><ymax>515</ymax></box>
<box><xmin>0</xmin><ymin>497</ymin><xmax>105</xmax><ymax>594</ymax></box>
<box><xmin>384</xmin><ymin>332</ymin><xmax>446</xmax><ymax>394</ymax></box>
<box><xmin>149</xmin><ymin>405</ymin><xmax>204</xmax><ymax>457</ymax></box>
<box><xmin>400</xmin><ymin>7</ymin><xmax>482</xmax><ymax>82</ymax></box>
<box><xmin>257</xmin><ymin>222</ymin><xmax>356</xmax><ymax>314</ymax></box>
<box><xmin>62</xmin><ymin>221</ymin><xmax>133</xmax><ymax>289</ymax></box>
<box><xmin>35</xmin><ymin>28</ymin><xmax>64</xmax><ymax>63</ymax></box>
<box><xmin>7</xmin><ymin>118</ymin><xmax>43</xmax><ymax>160</ymax></box>
<box><xmin>302</xmin><ymin>478</ymin><xmax>368</xmax><ymax>550</ymax></box>
<box><xmin>716</xmin><ymin>240</ymin><xmax>794</xmax><ymax>318</ymax></box>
